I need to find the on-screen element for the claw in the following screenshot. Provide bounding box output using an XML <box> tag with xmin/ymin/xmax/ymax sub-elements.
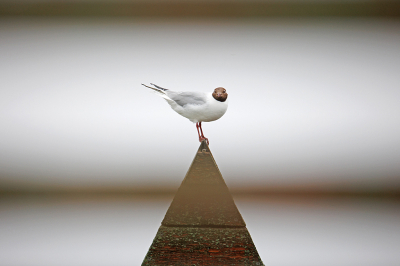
<box><xmin>199</xmin><ymin>136</ymin><xmax>209</xmax><ymax>145</ymax></box>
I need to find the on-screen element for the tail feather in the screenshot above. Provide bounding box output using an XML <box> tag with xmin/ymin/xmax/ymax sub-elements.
<box><xmin>141</xmin><ymin>83</ymin><xmax>162</xmax><ymax>92</ymax></box>
<box><xmin>142</xmin><ymin>83</ymin><xmax>172</xmax><ymax>102</ymax></box>
<box><xmin>150</xmin><ymin>83</ymin><xmax>168</xmax><ymax>91</ymax></box>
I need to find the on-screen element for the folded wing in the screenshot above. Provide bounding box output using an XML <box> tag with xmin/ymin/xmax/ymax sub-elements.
<box><xmin>166</xmin><ymin>91</ymin><xmax>207</xmax><ymax>107</ymax></box>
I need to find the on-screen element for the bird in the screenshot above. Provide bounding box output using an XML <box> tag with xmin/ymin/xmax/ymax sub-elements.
<box><xmin>142</xmin><ymin>83</ymin><xmax>228</xmax><ymax>144</ymax></box>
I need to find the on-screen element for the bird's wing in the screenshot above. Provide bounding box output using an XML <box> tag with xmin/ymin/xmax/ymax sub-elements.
<box><xmin>166</xmin><ymin>91</ymin><xmax>208</xmax><ymax>107</ymax></box>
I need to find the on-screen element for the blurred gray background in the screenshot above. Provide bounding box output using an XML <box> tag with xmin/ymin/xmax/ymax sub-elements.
<box><xmin>0</xmin><ymin>0</ymin><xmax>400</xmax><ymax>265</ymax></box>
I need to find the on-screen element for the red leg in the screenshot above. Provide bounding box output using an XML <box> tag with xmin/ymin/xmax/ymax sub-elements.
<box><xmin>199</xmin><ymin>122</ymin><xmax>205</xmax><ymax>138</ymax></box>
<box><xmin>196</xmin><ymin>122</ymin><xmax>202</xmax><ymax>142</ymax></box>
<box><xmin>198</xmin><ymin>122</ymin><xmax>209</xmax><ymax>145</ymax></box>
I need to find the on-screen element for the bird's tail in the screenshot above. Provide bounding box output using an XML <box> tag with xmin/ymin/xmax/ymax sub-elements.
<box><xmin>141</xmin><ymin>83</ymin><xmax>172</xmax><ymax>101</ymax></box>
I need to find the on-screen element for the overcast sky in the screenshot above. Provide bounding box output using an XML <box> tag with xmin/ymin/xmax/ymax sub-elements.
<box><xmin>0</xmin><ymin>18</ymin><xmax>399</xmax><ymax>190</ymax></box>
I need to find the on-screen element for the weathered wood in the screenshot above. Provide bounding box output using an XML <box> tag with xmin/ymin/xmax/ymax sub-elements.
<box><xmin>1</xmin><ymin>2</ymin><xmax>400</xmax><ymax>17</ymax></box>
<box><xmin>142</xmin><ymin>141</ymin><xmax>264</xmax><ymax>265</ymax></box>
<box><xmin>162</xmin><ymin>141</ymin><xmax>245</xmax><ymax>227</ymax></box>
<box><xmin>143</xmin><ymin>226</ymin><xmax>263</xmax><ymax>266</ymax></box>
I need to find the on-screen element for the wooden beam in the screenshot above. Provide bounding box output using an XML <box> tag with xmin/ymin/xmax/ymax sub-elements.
<box><xmin>0</xmin><ymin>1</ymin><xmax>400</xmax><ymax>17</ymax></box>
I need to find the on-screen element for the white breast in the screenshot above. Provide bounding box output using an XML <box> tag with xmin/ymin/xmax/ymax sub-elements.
<box><xmin>168</xmin><ymin>93</ymin><xmax>228</xmax><ymax>123</ymax></box>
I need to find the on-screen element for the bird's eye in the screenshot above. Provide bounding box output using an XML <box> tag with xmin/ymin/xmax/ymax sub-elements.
<box><xmin>223</xmin><ymin>90</ymin><xmax>226</xmax><ymax>93</ymax></box>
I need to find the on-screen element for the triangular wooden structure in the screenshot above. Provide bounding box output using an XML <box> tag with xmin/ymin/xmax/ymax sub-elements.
<box><xmin>142</xmin><ymin>141</ymin><xmax>264</xmax><ymax>265</ymax></box>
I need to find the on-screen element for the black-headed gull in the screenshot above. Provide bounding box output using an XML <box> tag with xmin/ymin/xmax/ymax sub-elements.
<box><xmin>142</xmin><ymin>83</ymin><xmax>228</xmax><ymax>144</ymax></box>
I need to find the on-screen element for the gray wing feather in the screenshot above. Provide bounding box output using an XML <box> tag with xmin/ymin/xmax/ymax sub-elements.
<box><xmin>166</xmin><ymin>91</ymin><xmax>207</xmax><ymax>107</ymax></box>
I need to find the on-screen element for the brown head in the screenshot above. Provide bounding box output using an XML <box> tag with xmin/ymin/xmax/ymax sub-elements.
<box><xmin>212</xmin><ymin>87</ymin><xmax>228</xmax><ymax>102</ymax></box>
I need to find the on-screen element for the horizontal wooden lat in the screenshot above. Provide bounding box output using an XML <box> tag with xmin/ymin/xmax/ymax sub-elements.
<box><xmin>0</xmin><ymin>1</ymin><xmax>400</xmax><ymax>17</ymax></box>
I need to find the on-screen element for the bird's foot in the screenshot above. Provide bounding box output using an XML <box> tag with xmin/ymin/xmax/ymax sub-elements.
<box><xmin>199</xmin><ymin>136</ymin><xmax>209</xmax><ymax>145</ymax></box>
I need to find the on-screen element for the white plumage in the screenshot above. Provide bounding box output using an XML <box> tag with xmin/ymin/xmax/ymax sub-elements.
<box><xmin>142</xmin><ymin>83</ymin><xmax>229</xmax><ymax>143</ymax></box>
